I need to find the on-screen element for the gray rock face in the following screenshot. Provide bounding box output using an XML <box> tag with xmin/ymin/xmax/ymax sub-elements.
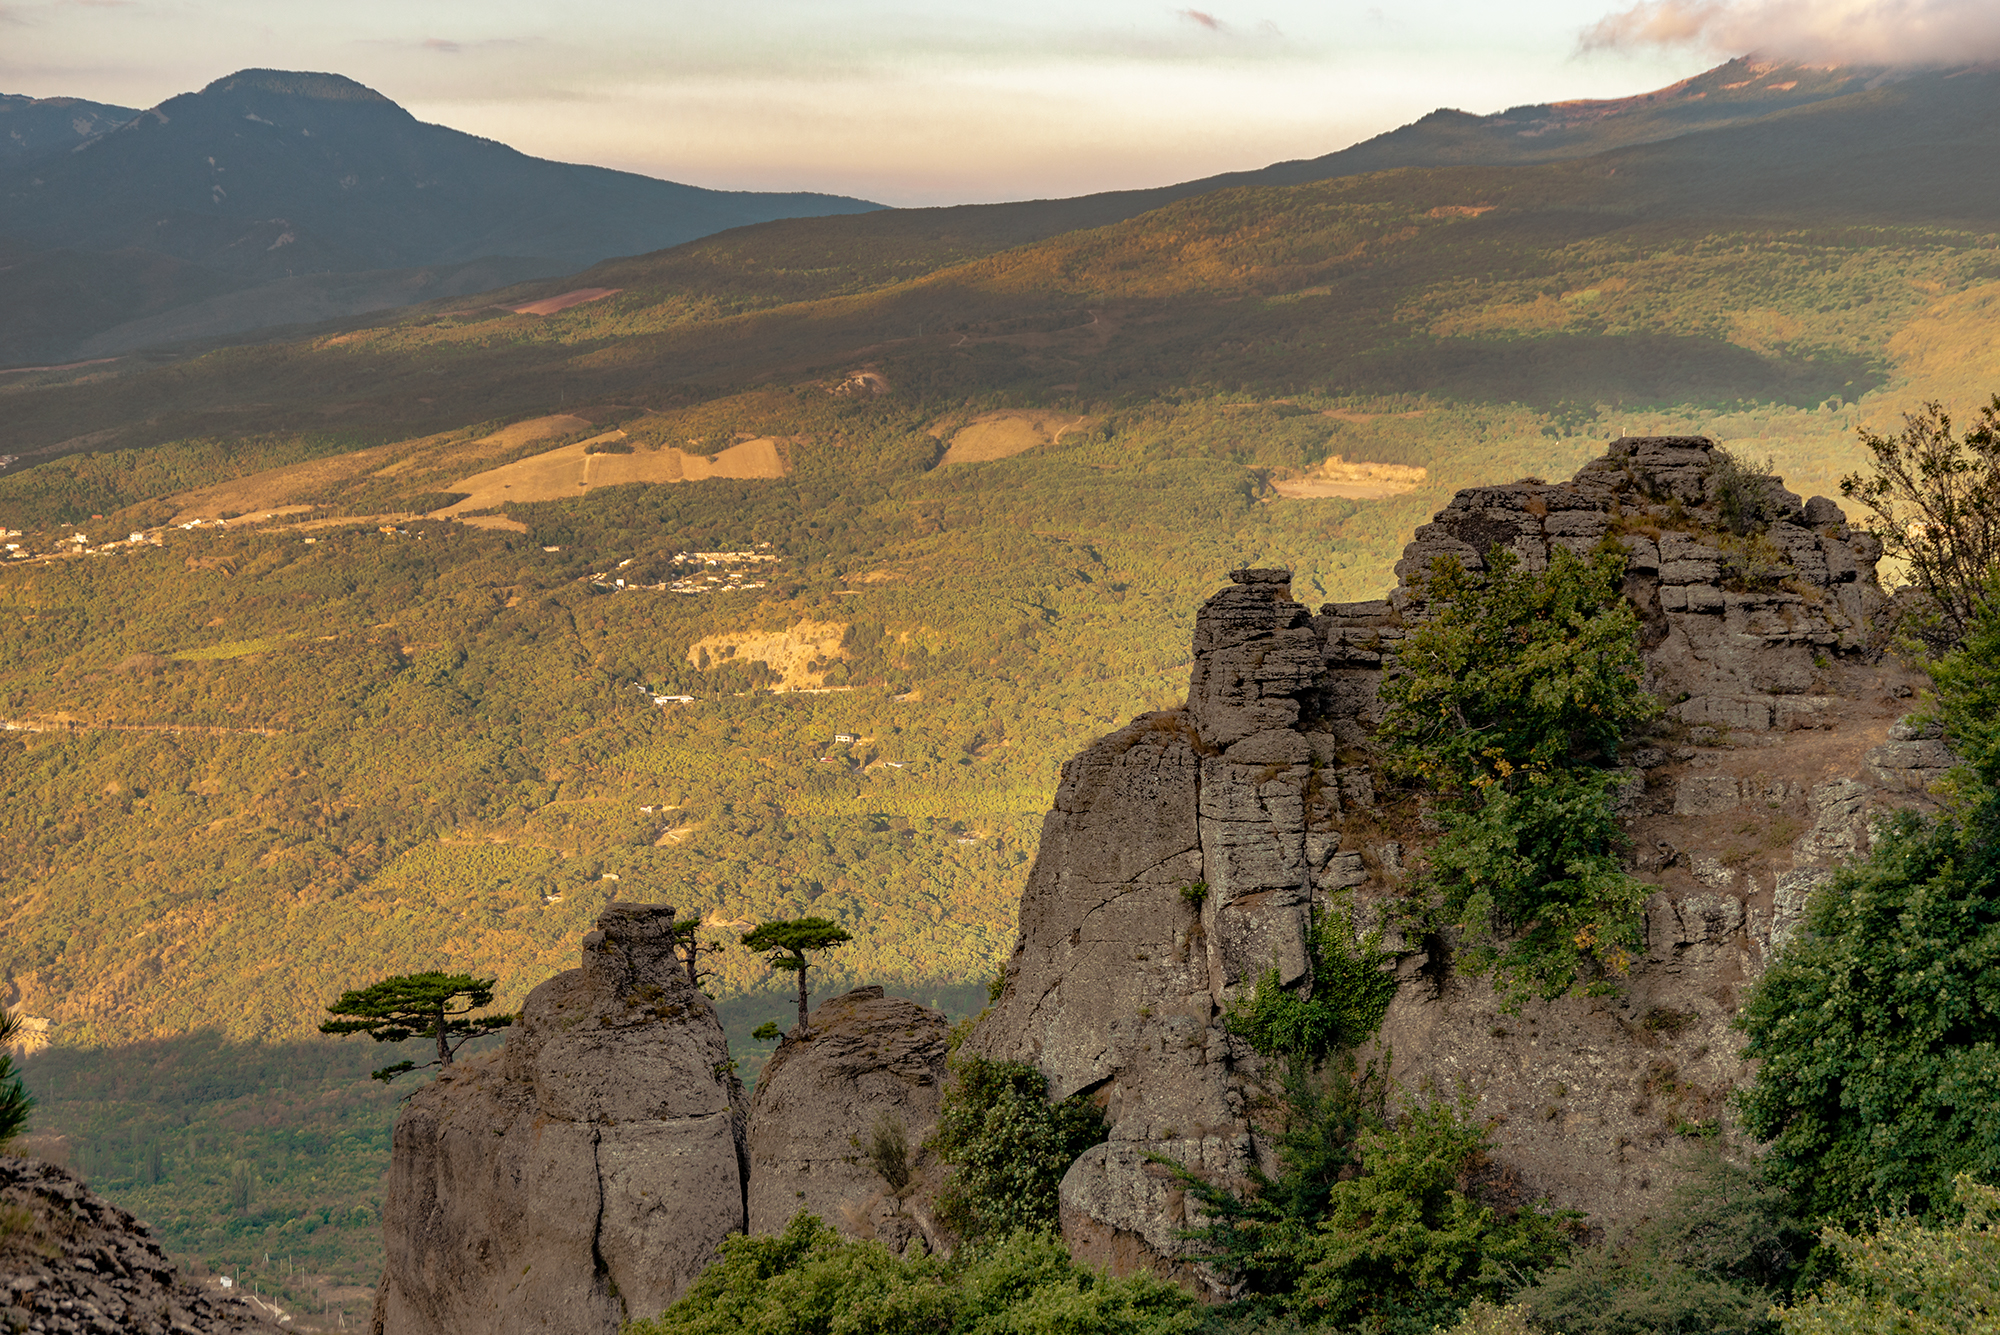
<box><xmin>971</xmin><ymin>436</ymin><xmax>1939</xmax><ymax>1279</ymax></box>
<box><xmin>373</xmin><ymin>903</ymin><xmax>747</xmax><ymax>1335</ymax></box>
<box><xmin>0</xmin><ymin>1156</ymin><xmax>265</xmax><ymax>1335</ymax></box>
<box><xmin>746</xmin><ymin>986</ymin><xmax>951</xmax><ymax>1254</ymax></box>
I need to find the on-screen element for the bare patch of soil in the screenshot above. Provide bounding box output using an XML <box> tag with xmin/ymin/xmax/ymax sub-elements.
<box><xmin>505</xmin><ymin>287</ymin><xmax>622</xmax><ymax>316</ymax></box>
<box><xmin>938</xmin><ymin>410</ymin><xmax>1091</xmax><ymax>465</ymax></box>
<box><xmin>687</xmin><ymin>620</ymin><xmax>847</xmax><ymax>690</ymax></box>
<box><xmin>433</xmin><ymin>433</ymin><xmax>785</xmax><ymax>515</ymax></box>
<box><xmin>1270</xmin><ymin>455</ymin><xmax>1429</xmax><ymax>500</ymax></box>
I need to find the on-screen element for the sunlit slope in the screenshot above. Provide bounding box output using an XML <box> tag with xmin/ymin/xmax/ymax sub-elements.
<box><xmin>5</xmin><ymin>62</ymin><xmax>2000</xmax><ymax>1056</ymax></box>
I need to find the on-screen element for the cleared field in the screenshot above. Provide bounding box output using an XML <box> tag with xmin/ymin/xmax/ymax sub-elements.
<box><xmin>1270</xmin><ymin>454</ymin><xmax>1428</xmax><ymax>500</ymax></box>
<box><xmin>938</xmin><ymin>410</ymin><xmax>1089</xmax><ymax>465</ymax></box>
<box><xmin>166</xmin><ymin>415</ymin><xmax>593</xmax><ymax>520</ymax></box>
<box><xmin>434</xmin><ymin>434</ymin><xmax>786</xmax><ymax>515</ymax></box>
<box><xmin>686</xmin><ymin>620</ymin><xmax>848</xmax><ymax>690</ymax></box>
<box><xmin>505</xmin><ymin>288</ymin><xmax>622</xmax><ymax>316</ymax></box>
<box><xmin>169</xmin><ymin>443</ymin><xmax>400</xmax><ymax>521</ymax></box>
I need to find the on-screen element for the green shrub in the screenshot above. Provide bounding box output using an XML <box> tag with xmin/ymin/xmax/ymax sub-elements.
<box><xmin>1775</xmin><ymin>1177</ymin><xmax>2000</xmax><ymax>1335</ymax></box>
<box><xmin>1520</xmin><ymin>1149</ymin><xmax>1807</xmax><ymax>1335</ymax></box>
<box><xmin>862</xmin><ymin>1113</ymin><xmax>912</xmax><ymax>1193</ymax></box>
<box><xmin>932</xmin><ymin>1056</ymin><xmax>1108</xmax><ymax>1241</ymax></box>
<box><xmin>1285</xmin><ymin>1088</ymin><xmax>1578</xmax><ymax>1334</ymax></box>
<box><xmin>1379</xmin><ymin>546</ymin><xmax>1659</xmax><ymax>1006</ymax></box>
<box><xmin>1378</xmin><ymin>546</ymin><xmax>1657</xmax><ymax>790</ymax></box>
<box><xmin>1421</xmin><ymin>769</ymin><xmax>1651</xmax><ymax>1006</ymax></box>
<box><xmin>1226</xmin><ymin>900</ymin><xmax>1397</xmax><ymax>1067</ymax></box>
<box><xmin>1928</xmin><ymin>566</ymin><xmax>2000</xmax><ymax>793</ymax></box>
<box><xmin>1736</xmin><ymin>804</ymin><xmax>2000</xmax><ymax>1227</ymax></box>
<box><xmin>1179</xmin><ymin>1080</ymin><xmax>1573</xmax><ymax>1334</ymax></box>
<box><xmin>624</xmin><ymin>1210</ymin><xmax>1199</xmax><ymax>1335</ymax></box>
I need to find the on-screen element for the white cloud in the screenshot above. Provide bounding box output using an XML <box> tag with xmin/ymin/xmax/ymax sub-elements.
<box><xmin>1581</xmin><ymin>0</ymin><xmax>2000</xmax><ymax>65</ymax></box>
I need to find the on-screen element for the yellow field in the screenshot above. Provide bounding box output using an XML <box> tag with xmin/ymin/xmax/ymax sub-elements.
<box><xmin>938</xmin><ymin>410</ymin><xmax>1090</xmax><ymax>465</ymax></box>
<box><xmin>685</xmin><ymin>619</ymin><xmax>848</xmax><ymax>690</ymax></box>
<box><xmin>1270</xmin><ymin>454</ymin><xmax>1429</xmax><ymax>500</ymax></box>
<box><xmin>434</xmin><ymin>434</ymin><xmax>786</xmax><ymax>515</ymax></box>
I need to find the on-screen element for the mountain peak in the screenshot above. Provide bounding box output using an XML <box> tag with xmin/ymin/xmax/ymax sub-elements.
<box><xmin>198</xmin><ymin>69</ymin><xmax>391</xmax><ymax>103</ymax></box>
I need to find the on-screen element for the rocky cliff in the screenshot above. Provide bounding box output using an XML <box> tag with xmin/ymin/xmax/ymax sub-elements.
<box><xmin>1</xmin><ymin>1155</ymin><xmax>266</xmax><ymax>1335</ymax></box>
<box><xmin>745</xmin><ymin>986</ymin><xmax>951</xmax><ymax>1254</ymax></box>
<box><xmin>966</xmin><ymin>436</ymin><xmax>1938</xmax><ymax>1288</ymax></box>
<box><xmin>371</xmin><ymin>903</ymin><xmax>748</xmax><ymax>1335</ymax></box>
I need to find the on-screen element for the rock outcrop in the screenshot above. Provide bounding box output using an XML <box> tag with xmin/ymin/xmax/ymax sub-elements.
<box><xmin>1</xmin><ymin>1155</ymin><xmax>265</xmax><ymax>1335</ymax></box>
<box><xmin>371</xmin><ymin>903</ymin><xmax>748</xmax><ymax>1335</ymax></box>
<box><xmin>969</xmin><ymin>436</ymin><xmax>1933</xmax><ymax>1288</ymax></box>
<box><xmin>746</xmin><ymin>986</ymin><xmax>951</xmax><ymax>1253</ymax></box>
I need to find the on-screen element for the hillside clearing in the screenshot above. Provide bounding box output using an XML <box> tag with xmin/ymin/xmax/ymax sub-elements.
<box><xmin>938</xmin><ymin>410</ymin><xmax>1090</xmax><ymax>465</ymax></box>
<box><xmin>686</xmin><ymin>620</ymin><xmax>848</xmax><ymax>690</ymax></box>
<box><xmin>435</xmin><ymin>434</ymin><xmax>785</xmax><ymax>515</ymax></box>
<box><xmin>1271</xmin><ymin>454</ymin><xmax>1428</xmax><ymax>500</ymax></box>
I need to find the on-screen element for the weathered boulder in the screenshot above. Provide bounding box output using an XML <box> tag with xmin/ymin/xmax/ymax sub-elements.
<box><xmin>746</xmin><ymin>985</ymin><xmax>951</xmax><ymax>1253</ymax></box>
<box><xmin>972</xmin><ymin>436</ymin><xmax>1940</xmax><ymax>1280</ymax></box>
<box><xmin>372</xmin><ymin>903</ymin><xmax>747</xmax><ymax>1335</ymax></box>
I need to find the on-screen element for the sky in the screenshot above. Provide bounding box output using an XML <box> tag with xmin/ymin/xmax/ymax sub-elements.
<box><xmin>2</xmin><ymin>0</ymin><xmax>1995</xmax><ymax>206</ymax></box>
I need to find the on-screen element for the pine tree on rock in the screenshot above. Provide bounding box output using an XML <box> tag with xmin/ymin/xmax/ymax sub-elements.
<box><xmin>740</xmin><ymin>918</ymin><xmax>853</xmax><ymax>1034</ymax></box>
<box><xmin>319</xmin><ymin>973</ymin><xmax>514</xmax><ymax>1081</ymax></box>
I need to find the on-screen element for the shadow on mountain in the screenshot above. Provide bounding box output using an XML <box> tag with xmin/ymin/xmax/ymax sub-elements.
<box><xmin>1340</xmin><ymin>332</ymin><xmax>1882</xmax><ymax>412</ymax></box>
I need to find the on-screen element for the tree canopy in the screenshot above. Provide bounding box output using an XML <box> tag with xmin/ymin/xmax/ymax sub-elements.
<box><xmin>1380</xmin><ymin>545</ymin><xmax>1659</xmax><ymax>1004</ymax></box>
<box><xmin>318</xmin><ymin>972</ymin><xmax>514</xmax><ymax>1082</ymax></box>
<box><xmin>740</xmin><ymin>917</ymin><xmax>853</xmax><ymax>1033</ymax></box>
<box><xmin>1841</xmin><ymin>396</ymin><xmax>2000</xmax><ymax>652</ymax></box>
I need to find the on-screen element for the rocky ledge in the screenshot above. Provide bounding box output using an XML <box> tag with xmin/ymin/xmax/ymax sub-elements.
<box><xmin>1</xmin><ymin>1156</ymin><xmax>265</xmax><ymax>1335</ymax></box>
<box><xmin>967</xmin><ymin>435</ymin><xmax>1939</xmax><ymax>1290</ymax></box>
<box><xmin>371</xmin><ymin>902</ymin><xmax>748</xmax><ymax>1335</ymax></box>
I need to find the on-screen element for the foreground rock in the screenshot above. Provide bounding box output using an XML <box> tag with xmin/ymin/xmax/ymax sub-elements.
<box><xmin>970</xmin><ymin>436</ymin><xmax>1930</xmax><ymax>1288</ymax></box>
<box><xmin>371</xmin><ymin>903</ymin><xmax>748</xmax><ymax>1335</ymax></box>
<box><xmin>0</xmin><ymin>1155</ymin><xmax>265</xmax><ymax>1335</ymax></box>
<box><xmin>746</xmin><ymin>986</ymin><xmax>952</xmax><ymax>1254</ymax></box>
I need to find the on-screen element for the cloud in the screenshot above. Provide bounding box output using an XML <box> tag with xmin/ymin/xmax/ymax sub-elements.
<box><xmin>423</xmin><ymin>38</ymin><xmax>462</xmax><ymax>54</ymax></box>
<box><xmin>1580</xmin><ymin>0</ymin><xmax>2000</xmax><ymax>65</ymax></box>
<box><xmin>1179</xmin><ymin>9</ymin><xmax>1224</xmax><ymax>31</ymax></box>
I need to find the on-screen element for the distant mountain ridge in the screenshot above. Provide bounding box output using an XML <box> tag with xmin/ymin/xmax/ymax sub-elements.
<box><xmin>0</xmin><ymin>93</ymin><xmax>139</xmax><ymax>169</ymax></box>
<box><xmin>0</xmin><ymin>69</ymin><xmax>885</xmax><ymax>276</ymax></box>
<box><xmin>0</xmin><ymin>68</ymin><xmax>885</xmax><ymax>367</ymax></box>
<box><xmin>0</xmin><ymin>57</ymin><xmax>1974</xmax><ymax>370</ymax></box>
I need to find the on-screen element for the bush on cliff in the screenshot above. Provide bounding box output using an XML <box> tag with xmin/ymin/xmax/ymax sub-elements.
<box><xmin>1519</xmin><ymin>1147</ymin><xmax>1807</xmax><ymax>1335</ymax></box>
<box><xmin>1379</xmin><ymin>545</ymin><xmax>1659</xmax><ymax>1006</ymax></box>
<box><xmin>1735</xmin><ymin>801</ymin><xmax>2000</xmax><ymax>1229</ymax></box>
<box><xmin>1769</xmin><ymin>1177</ymin><xmax>2000</xmax><ymax>1335</ymax></box>
<box><xmin>1227</xmin><ymin>899</ymin><xmax>1398</xmax><ymax>1070</ymax></box>
<box><xmin>1182</xmin><ymin>1083</ymin><xmax>1576</xmax><ymax>1333</ymax></box>
<box><xmin>627</xmin><ymin>1210</ymin><xmax>1198</xmax><ymax>1335</ymax></box>
<box><xmin>932</xmin><ymin>1056</ymin><xmax>1108</xmax><ymax>1241</ymax></box>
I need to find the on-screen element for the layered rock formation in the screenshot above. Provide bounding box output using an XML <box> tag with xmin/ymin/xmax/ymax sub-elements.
<box><xmin>371</xmin><ymin>903</ymin><xmax>748</xmax><ymax>1335</ymax></box>
<box><xmin>745</xmin><ymin>986</ymin><xmax>951</xmax><ymax>1253</ymax></box>
<box><xmin>968</xmin><ymin>436</ymin><xmax>1933</xmax><ymax>1287</ymax></box>
<box><xmin>0</xmin><ymin>1156</ymin><xmax>264</xmax><ymax>1335</ymax></box>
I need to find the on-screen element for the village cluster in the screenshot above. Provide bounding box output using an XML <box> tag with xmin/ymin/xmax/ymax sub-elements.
<box><xmin>586</xmin><ymin>546</ymin><xmax>781</xmax><ymax>595</ymax></box>
<box><xmin>4</xmin><ymin>524</ymin><xmax>165</xmax><ymax>560</ymax></box>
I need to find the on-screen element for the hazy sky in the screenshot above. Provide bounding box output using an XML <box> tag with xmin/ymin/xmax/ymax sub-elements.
<box><xmin>2</xmin><ymin>0</ymin><xmax>1992</xmax><ymax>206</ymax></box>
